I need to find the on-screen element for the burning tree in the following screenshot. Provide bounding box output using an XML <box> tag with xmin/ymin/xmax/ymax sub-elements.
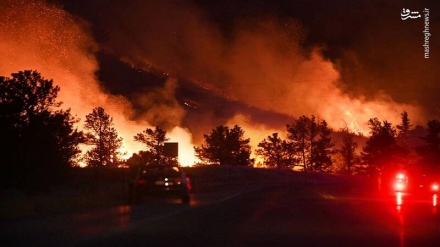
<box><xmin>0</xmin><ymin>70</ymin><xmax>84</xmax><ymax>188</ymax></box>
<box><xmin>194</xmin><ymin>125</ymin><xmax>254</xmax><ymax>166</ymax></box>
<box><xmin>83</xmin><ymin>107</ymin><xmax>124</xmax><ymax>167</ymax></box>
<box><xmin>133</xmin><ymin>126</ymin><xmax>171</xmax><ymax>165</ymax></box>
<box><xmin>287</xmin><ymin>115</ymin><xmax>334</xmax><ymax>172</ymax></box>
<box><xmin>256</xmin><ymin>133</ymin><xmax>295</xmax><ymax>168</ymax></box>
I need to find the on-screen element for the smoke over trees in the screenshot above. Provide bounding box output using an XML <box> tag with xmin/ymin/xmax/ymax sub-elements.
<box><xmin>2</xmin><ymin>69</ymin><xmax>440</xmax><ymax>193</ymax></box>
<box><xmin>1</xmin><ymin>0</ymin><xmax>437</xmax><ymax>172</ymax></box>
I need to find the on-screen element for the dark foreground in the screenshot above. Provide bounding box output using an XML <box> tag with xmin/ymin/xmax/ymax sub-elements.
<box><xmin>2</xmin><ymin>175</ymin><xmax>440</xmax><ymax>247</ymax></box>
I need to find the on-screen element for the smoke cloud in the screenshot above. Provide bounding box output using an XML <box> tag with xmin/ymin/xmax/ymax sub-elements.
<box><xmin>0</xmin><ymin>0</ymin><xmax>195</xmax><ymax>164</ymax></box>
<box><xmin>2</xmin><ymin>0</ymin><xmax>437</xmax><ymax>165</ymax></box>
<box><xmin>88</xmin><ymin>0</ymin><xmax>430</xmax><ymax>135</ymax></box>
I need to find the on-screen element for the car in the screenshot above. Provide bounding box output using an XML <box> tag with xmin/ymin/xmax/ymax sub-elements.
<box><xmin>129</xmin><ymin>164</ymin><xmax>191</xmax><ymax>204</ymax></box>
<box><xmin>386</xmin><ymin>169</ymin><xmax>440</xmax><ymax>195</ymax></box>
<box><xmin>393</xmin><ymin>172</ymin><xmax>408</xmax><ymax>192</ymax></box>
<box><xmin>410</xmin><ymin>169</ymin><xmax>440</xmax><ymax>195</ymax></box>
<box><xmin>379</xmin><ymin>166</ymin><xmax>440</xmax><ymax>195</ymax></box>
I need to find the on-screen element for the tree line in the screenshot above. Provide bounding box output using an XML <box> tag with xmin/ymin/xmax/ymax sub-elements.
<box><xmin>1</xmin><ymin>71</ymin><xmax>439</xmax><ymax>188</ymax></box>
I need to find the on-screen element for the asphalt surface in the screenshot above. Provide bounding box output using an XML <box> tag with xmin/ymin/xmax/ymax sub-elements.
<box><xmin>2</xmin><ymin>177</ymin><xmax>440</xmax><ymax>247</ymax></box>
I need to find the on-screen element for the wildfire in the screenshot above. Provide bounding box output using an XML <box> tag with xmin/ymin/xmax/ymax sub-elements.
<box><xmin>167</xmin><ymin>127</ymin><xmax>198</xmax><ymax>166</ymax></box>
<box><xmin>0</xmin><ymin>0</ymin><xmax>425</xmax><ymax>169</ymax></box>
<box><xmin>342</xmin><ymin>111</ymin><xmax>359</xmax><ymax>133</ymax></box>
<box><xmin>0</xmin><ymin>0</ymin><xmax>197</xmax><ymax>167</ymax></box>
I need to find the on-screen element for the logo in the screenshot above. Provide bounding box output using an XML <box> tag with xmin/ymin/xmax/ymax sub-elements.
<box><xmin>401</xmin><ymin>8</ymin><xmax>421</xmax><ymax>20</ymax></box>
<box><xmin>401</xmin><ymin>8</ymin><xmax>431</xmax><ymax>58</ymax></box>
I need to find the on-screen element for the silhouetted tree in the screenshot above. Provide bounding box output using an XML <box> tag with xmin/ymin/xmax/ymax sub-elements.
<box><xmin>127</xmin><ymin>153</ymin><xmax>144</xmax><ymax>167</ymax></box>
<box><xmin>338</xmin><ymin>128</ymin><xmax>360</xmax><ymax>175</ymax></box>
<box><xmin>84</xmin><ymin>107</ymin><xmax>124</xmax><ymax>167</ymax></box>
<box><xmin>134</xmin><ymin>126</ymin><xmax>171</xmax><ymax>164</ymax></box>
<box><xmin>287</xmin><ymin>116</ymin><xmax>309</xmax><ymax>171</ymax></box>
<box><xmin>256</xmin><ymin>133</ymin><xmax>294</xmax><ymax>168</ymax></box>
<box><xmin>0</xmin><ymin>70</ymin><xmax>84</xmax><ymax>189</ymax></box>
<box><xmin>194</xmin><ymin>125</ymin><xmax>253</xmax><ymax>166</ymax></box>
<box><xmin>419</xmin><ymin>119</ymin><xmax>440</xmax><ymax>166</ymax></box>
<box><xmin>311</xmin><ymin>120</ymin><xmax>335</xmax><ymax>171</ymax></box>
<box><xmin>287</xmin><ymin>115</ymin><xmax>334</xmax><ymax>171</ymax></box>
<box><xmin>361</xmin><ymin>118</ymin><xmax>399</xmax><ymax>172</ymax></box>
<box><xmin>394</xmin><ymin>111</ymin><xmax>421</xmax><ymax>168</ymax></box>
<box><xmin>126</xmin><ymin>152</ymin><xmax>145</xmax><ymax>178</ymax></box>
<box><xmin>422</xmin><ymin>119</ymin><xmax>440</xmax><ymax>150</ymax></box>
<box><xmin>396</xmin><ymin>111</ymin><xmax>412</xmax><ymax>147</ymax></box>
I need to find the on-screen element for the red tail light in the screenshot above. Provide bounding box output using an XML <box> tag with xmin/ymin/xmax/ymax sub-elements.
<box><xmin>396</xmin><ymin>192</ymin><xmax>403</xmax><ymax>206</ymax></box>
<box><xmin>186</xmin><ymin>177</ymin><xmax>192</xmax><ymax>191</ymax></box>
<box><xmin>394</xmin><ymin>182</ymin><xmax>406</xmax><ymax>191</ymax></box>
<box><xmin>432</xmin><ymin>183</ymin><xmax>439</xmax><ymax>192</ymax></box>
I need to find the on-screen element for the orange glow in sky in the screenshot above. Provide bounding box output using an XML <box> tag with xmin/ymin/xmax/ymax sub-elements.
<box><xmin>0</xmin><ymin>0</ymin><xmax>197</xmax><ymax>167</ymax></box>
<box><xmin>0</xmin><ymin>0</ymin><xmax>426</xmax><ymax>168</ymax></box>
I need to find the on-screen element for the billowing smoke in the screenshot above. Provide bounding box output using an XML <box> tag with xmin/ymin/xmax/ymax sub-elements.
<box><xmin>0</xmin><ymin>0</ymin><xmax>196</xmax><ymax>165</ymax></box>
<box><xmin>88</xmin><ymin>0</ymin><xmax>429</xmax><ymax>135</ymax></box>
<box><xmin>133</xmin><ymin>77</ymin><xmax>186</xmax><ymax>129</ymax></box>
<box><xmin>2</xmin><ymin>0</ymin><xmax>437</xmax><ymax>166</ymax></box>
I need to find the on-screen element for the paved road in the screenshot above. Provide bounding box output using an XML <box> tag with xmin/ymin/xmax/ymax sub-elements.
<box><xmin>3</xmin><ymin>178</ymin><xmax>440</xmax><ymax>247</ymax></box>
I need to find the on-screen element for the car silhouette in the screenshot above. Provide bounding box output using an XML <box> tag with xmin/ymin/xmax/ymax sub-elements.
<box><xmin>129</xmin><ymin>164</ymin><xmax>191</xmax><ymax>204</ymax></box>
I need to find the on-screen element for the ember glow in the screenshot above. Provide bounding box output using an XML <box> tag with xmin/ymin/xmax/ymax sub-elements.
<box><xmin>0</xmin><ymin>0</ymin><xmax>197</xmax><ymax>166</ymax></box>
<box><xmin>1</xmin><ymin>0</ymin><xmax>437</xmax><ymax>166</ymax></box>
<box><xmin>96</xmin><ymin>0</ymin><xmax>429</xmax><ymax>136</ymax></box>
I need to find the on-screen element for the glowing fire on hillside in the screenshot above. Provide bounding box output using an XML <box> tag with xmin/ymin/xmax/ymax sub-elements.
<box><xmin>0</xmin><ymin>0</ymin><xmax>197</xmax><ymax>167</ymax></box>
<box><xmin>0</xmin><ymin>0</ymin><xmax>425</xmax><ymax>167</ymax></box>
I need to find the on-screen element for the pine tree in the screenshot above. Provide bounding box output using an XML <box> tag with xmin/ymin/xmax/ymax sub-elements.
<box><xmin>84</xmin><ymin>107</ymin><xmax>123</xmax><ymax>167</ymax></box>
<box><xmin>287</xmin><ymin>115</ymin><xmax>334</xmax><ymax>172</ymax></box>
<box><xmin>338</xmin><ymin>128</ymin><xmax>359</xmax><ymax>175</ymax></box>
<box><xmin>0</xmin><ymin>70</ymin><xmax>84</xmax><ymax>188</ymax></box>
<box><xmin>420</xmin><ymin>119</ymin><xmax>440</xmax><ymax>166</ymax></box>
<box><xmin>361</xmin><ymin>118</ymin><xmax>398</xmax><ymax>171</ymax></box>
<box><xmin>194</xmin><ymin>125</ymin><xmax>253</xmax><ymax>166</ymax></box>
<box><xmin>396</xmin><ymin>111</ymin><xmax>412</xmax><ymax>147</ymax></box>
<box><xmin>134</xmin><ymin>126</ymin><xmax>170</xmax><ymax>164</ymax></box>
<box><xmin>256</xmin><ymin>133</ymin><xmax>293</xmax><ymax>168</ymax></box>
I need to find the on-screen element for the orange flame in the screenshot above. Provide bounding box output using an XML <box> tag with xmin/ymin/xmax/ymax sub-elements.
<box><xmin>0</xmin><ymin>0</ymin><xmax>425</xmax><ymax>169</ymax></box>
<box><xmin>0</xmin><ymin>0</ymin><xmax>196</xmax><ymax>166</ymax></box>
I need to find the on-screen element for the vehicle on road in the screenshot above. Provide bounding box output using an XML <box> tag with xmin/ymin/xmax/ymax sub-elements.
<box><xmin>393</xmin><ymin>172</ymin><xmax>408</xmax><ymax>192</ymax></box>
<box><xmin>129</xmin><ymin>164</ymin><xmax>191</xmax><ymax>204</ymax></box>
<box><xmin>380</xmin><ymin>166</ymin><xmax>440</xmax><ymax>195</ymax></box>
<box><xmin>409</xmin><ymin>169</ymin><xmax>440</xmax><ymax>195</ymax></box>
